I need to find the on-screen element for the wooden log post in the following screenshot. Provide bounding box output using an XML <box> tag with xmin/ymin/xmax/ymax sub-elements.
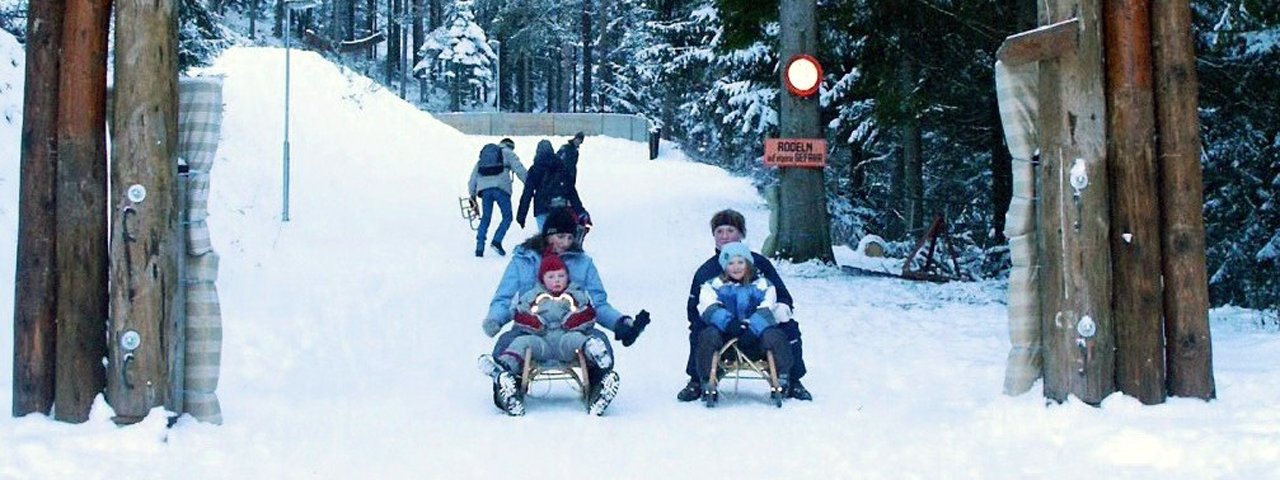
<box><xmin>53</xmin><ymin>0</ymin><xmax>112</xmax><ymax>424</ymax></box>
<box><xmin>107</xmin><ymin>0</ymin><xmax>180</xmax><ymax>424</ymax></box>
<box><xmin>13</xmin><ymin>0</ymin><xmax>64</xmax><ymax>418</ymax></box>
<box><xmin>1152</xmin><ymin>0</ymin><xmax>1214</xmax><ymax>399</ymax></box>
<box><xmin>1036</xmin><ymin>0</ymin><xmax>1114</xmax><ymax>404</ymax></box>
<box><xmin>1104</xmin><ymin>0</ymin><xmax>1167</xmax><ymax>405</ymax></box>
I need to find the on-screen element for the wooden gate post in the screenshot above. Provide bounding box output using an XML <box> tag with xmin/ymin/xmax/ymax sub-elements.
<box><xmin>107</xmin><ymin>0</ymin><xmax>180</xmax><ymax>424</ymax></box>
<box><xmin>1152</xmin><ymin>0</ymin><xmax>1214</xmax><ymax>400</ymax></box>
<box><xmin>1104</xmin><ymin>0</ymin><xmax>1167</xmax><ymax>405</ymax></box>
<box><xmin>1036</xmin><ymin>0</ymin><xmax>1115</xmax><ymax>404</ymax></box>
<box><xmin>13</xmin><ymin>0</ymin><xmax>64</xmax><ymax>418</ymax></box>
<box><xmin>54</xmin><ymin>0</ymin><xmax>113</xmax><ymax>424</ymax></box>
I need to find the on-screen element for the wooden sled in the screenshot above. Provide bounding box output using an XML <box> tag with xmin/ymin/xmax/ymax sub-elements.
<box><xmin>520</xmin><ymin>347</ymin><xmax>592</xmax><ymax>411</ymax></box>
<box><xmin>708</xmin><ymin>338</ymin><xmax>784</xmax><ymax>407</ymax></box>
<box><xmin>459</xmin><ymin>196</ymin><xmax>480</xmax><ymax>230</ymax></box>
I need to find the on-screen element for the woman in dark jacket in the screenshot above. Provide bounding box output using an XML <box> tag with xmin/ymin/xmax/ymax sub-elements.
<box><xmin>516</xmin><ymin>139</ymin><xmax>584</xmax><ymax>230</ymax></box>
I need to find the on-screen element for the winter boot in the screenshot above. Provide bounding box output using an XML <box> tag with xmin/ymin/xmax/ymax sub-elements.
<box><xmin>587</xmin><ymin>370</ymin><xmax>621</xmax><ymax>416</ymax></box>
<box><xmin>788</xmin><ymin>378</ymin><xmax>813</xmax><ymax>401</ymax></box>
<box><xmin>490</xmin><ymin>241</ymin><xmax>506</xmax><ymax>256</ymax></box>
<box><xmin>676</xmin><ymin>378</ymin><xmax>702</xmax><ymax>402</ymax></box>
<box><xmin>700</xmin><ymin>381</ymin><xmax>718</xmax><ymax>408</ymax></box>
<box><xmin>494</xmin><ymin>370</ymin><xmax>525</xmax><ymax>416</ymax></box>
<box><xmin>479</xmin><ymin>354</ymin><xmax>524</xmax><ymax>415</ymax></box>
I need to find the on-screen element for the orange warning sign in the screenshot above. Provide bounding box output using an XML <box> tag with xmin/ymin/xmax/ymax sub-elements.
<box><xmin>764</xmin><ymin>138</ymin><xmax>826</xmax><ymax>168</ymax></box>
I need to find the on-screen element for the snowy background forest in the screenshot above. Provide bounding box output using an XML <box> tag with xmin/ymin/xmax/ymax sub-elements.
<box><xmin>2</xmin><ymin>0</ymin><xmax>1272</xmax><ymax>314</ymax></box>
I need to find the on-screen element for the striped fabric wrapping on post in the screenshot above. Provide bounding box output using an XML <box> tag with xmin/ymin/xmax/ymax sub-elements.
<box><xmin>178</xmin><ymin>77</ymin><xmax>225</xmax><ymax>423</ymax></box>
<box><xmin>995</xmin><ymin>60</ymin><xmax>1043</xmax><ymax>396</ymax></box>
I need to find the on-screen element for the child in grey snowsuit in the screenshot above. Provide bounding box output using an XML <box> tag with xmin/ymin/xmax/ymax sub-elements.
<box><xmin>502</xmin><ymin>253</ymin><xmax>607</xmax><ymax>369</ymax></box>
<box><xmin>481</xmin><ymin>253</ymin><xmax>611</xmax><ymax>415</ymax></box>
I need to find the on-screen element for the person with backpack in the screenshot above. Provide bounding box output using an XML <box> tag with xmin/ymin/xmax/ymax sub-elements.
<box><xmin>469</xmin><ymin>138</ymin><xmax>528</xmax><ymax>257</ymax></box>
<box><xmin>516</xmin><ymin>139</ymin><xmax>586</xmax><ymax>231</ymax></box>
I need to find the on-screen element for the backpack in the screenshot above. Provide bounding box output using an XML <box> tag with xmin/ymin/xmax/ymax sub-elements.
<box><xmin>476</xmin><ymin>144</ymin><xmax>505</xmax><ymax>176</ymax></box>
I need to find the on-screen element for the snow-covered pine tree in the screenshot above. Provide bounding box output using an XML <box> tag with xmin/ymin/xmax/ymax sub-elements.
<box><xmin>415</xmin><ymin>0</ymin><xmax>496</xmax><ymax>111</ymax></box>
<box><xmin>1196</xmin><ymin>0</ymin><xmax>1280</xmax><ymax>315</ymax></box>
<box><xmin>179</xmin><ymin>0</ymin><xmax>235</xmax><ymax>71</ymax></box>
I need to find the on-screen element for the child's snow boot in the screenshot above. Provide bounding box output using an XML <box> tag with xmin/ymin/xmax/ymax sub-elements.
<box><xmin>587</xmin><ymin>370</ymin><xmax>620</xmax><ymax>416</ymax></box>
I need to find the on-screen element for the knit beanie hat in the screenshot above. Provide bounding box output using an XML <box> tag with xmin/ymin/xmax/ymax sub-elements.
<box><xmin>710</xmin><ymin>209</ymin><xmax>746</xmax><ymax>236</ymax></box>
<box><xmin>538</xmin><ymin>254</ymin><xmax>568</xmax><ymax>286</ymax></box>
<box><xmin>717</xmin><ymin>242</ymin><xmax>754</xmax><ymax>270</ymax></box>
<box><xmin>543</xmin><ymin>208</ymin><xmax>579</xmax><ymax>237</ymax></box>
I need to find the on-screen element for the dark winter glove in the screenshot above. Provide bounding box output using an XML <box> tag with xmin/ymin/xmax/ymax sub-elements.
<box><xmin>513</xmin><ymin>312</ymin><xmax>543</xmax><ymax>333</ymax></box>
<box><xmin>482</xmin><ymin>317</ymin><xmax>503</xmax><ymax>337</ymax></box>
<box><xmin>564</xmin><ymin>306</ymin><xmax>597</xmax><ymax>331</ymax></box>
<box><xmin>613</xmin><ymin>310</ymin><xmax>650</xmax><ymax>347</ymax></box>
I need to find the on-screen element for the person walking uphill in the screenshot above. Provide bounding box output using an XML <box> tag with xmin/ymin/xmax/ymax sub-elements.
<box><xmin>516</xmin><ymin>139</ymin><xmax>586</xmax><ymax>231</ymax></box>
<box><xmin>469</xmin><ymin>138</ymin><xmax>527</xmax><ymax>257</ymax></box>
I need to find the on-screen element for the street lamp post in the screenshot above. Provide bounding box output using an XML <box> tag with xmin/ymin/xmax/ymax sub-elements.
<box><xmin>283</xmin><ymin>0</ymin><xmax>322</xmax><ymax>222</ymax></box>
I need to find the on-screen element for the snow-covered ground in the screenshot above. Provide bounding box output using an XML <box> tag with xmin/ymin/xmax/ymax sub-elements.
<box><xmin>2</xmin><ymin>33</ymin><xmax>1279</xmax><ymax>479</ymax></box>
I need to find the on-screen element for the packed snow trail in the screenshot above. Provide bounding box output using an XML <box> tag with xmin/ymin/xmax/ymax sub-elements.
<box><xmin>1</xmin><ymin>44</ymin><xmax>1278</xmax><ymax>479</ymax></box>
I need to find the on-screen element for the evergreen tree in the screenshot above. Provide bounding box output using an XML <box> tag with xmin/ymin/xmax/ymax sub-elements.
<box><xmin>416</xmin><ymin>0</ymin><xmax>497</xmax><ymax>110</ymax></box>
<box><xmin>1196</xmin><ymin>0</ymin><xmax>1280</xmax><ymax>313</ymax></box>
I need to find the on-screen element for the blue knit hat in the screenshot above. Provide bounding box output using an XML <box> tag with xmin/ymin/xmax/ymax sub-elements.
<box><xmin>717</xmin><ymin>242</ymin><xmax>754</xmax><ymax>270</ymax></box>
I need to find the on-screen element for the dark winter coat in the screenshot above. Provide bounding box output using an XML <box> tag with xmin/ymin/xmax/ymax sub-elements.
<box><xmin>516</xmin><ymin>140</ymin><xmax>584</xmax><ymax>224</ymax></box>
<box><xmin>557</xmin><ymin>141</ymin><xmax>581</xmax><ymax>184</ymax></box>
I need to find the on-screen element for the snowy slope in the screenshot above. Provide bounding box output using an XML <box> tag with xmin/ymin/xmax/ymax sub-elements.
<box><xmin>1</xmin><ymin>39</ymin><xmax>1279</xmax><ymax>479</ymax></box>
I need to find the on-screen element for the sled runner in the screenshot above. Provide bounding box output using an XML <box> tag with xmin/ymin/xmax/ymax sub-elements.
<box><xmin>708</xmin><ymin>338</ymin><xmax>785</xmax><ymax>407</ymax></box>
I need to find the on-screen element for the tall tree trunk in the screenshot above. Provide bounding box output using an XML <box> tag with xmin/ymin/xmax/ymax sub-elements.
<box><xmin>581</xmin><ymin>0</ymin><xmax>594</xmax><ymax>111</ymax></box>
<box><xmin>55</xmin><ymin>0</ymin><xmax>112</xmax><ymax>424</ymax></box>
<box><xmin>249</xmin><ymin>0</ymin><xmax>259</xmax><ymax>39</ymax></box>
<box><xmin>109</xmin><ymin>0</ymin><xmax>180</xmax><ymax>424</ymax></box>
<box><xmin>274</xmin><ymin>0</ymin><xmax>283</xmax><ymax>37</ymax></box>
<box><xmin>367</xmin><ymin>0</ymin><xmax>377</xmax><ymax>60</ymax></box>
<box><xmin>428</xmin><ymin>0</ymin><xmax>440</xmax><ymax>30</ymax></box>
<box><xmin>547</xmin><ymin>53</ymin><xmax>557</xmax><ymax>112</ymax></box>
<box><xmin>773</xmin><ymin>0</ymin><xmax>833</xmax><ymax>263</ymax></box>
<box><xmin>13</xmin><ymin>0</ymin><xmax>63</xmax><ymax>419</ymax></box>
<box><xmin>1105</xmin><ymin>0</ymin><xmax>1166</xmax><ymax>405</ymax></box>
<box><xmin>1037</xmin><ymin>0</ymin><xmax>1114</xmax><ymax>405</ymax></box>
<box><xmin>387</xmin><ymin>0</ymin><xmax>400</xmax><ymax>85</ymax></box>
<box><xmin>903</xmin><ymin>112</ymin><xmax>924</xmax><ymax>235</ymax></box>
<box><xmin>520</xmin><ymin>53</ymin><xmax>530</xmax><ymax>112</ymax></box>
<box><xmin>412</xmin><ymin>0</ymin><xmax>424</xmax><ymax>68</ymax></box>
<box><xmin>990</xmin><ymin>94</ymin><xmax>1013</xmax><ymax>245</ymax></box>
<box><xmin>1152</xmin><ymin>0</ymin><xmax>1214</xmax><ymax>400</ymax></box>
<box><xmin>345</xmin><ymin>0</ymin><xmax>356</xmax><ymax>41</ymax></box>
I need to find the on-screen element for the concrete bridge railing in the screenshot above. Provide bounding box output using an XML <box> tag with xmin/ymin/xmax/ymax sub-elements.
<box><xmin>433</xmin><ymin>112</ymin><xmax>654</xmax><ymax>144</ymax></box>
